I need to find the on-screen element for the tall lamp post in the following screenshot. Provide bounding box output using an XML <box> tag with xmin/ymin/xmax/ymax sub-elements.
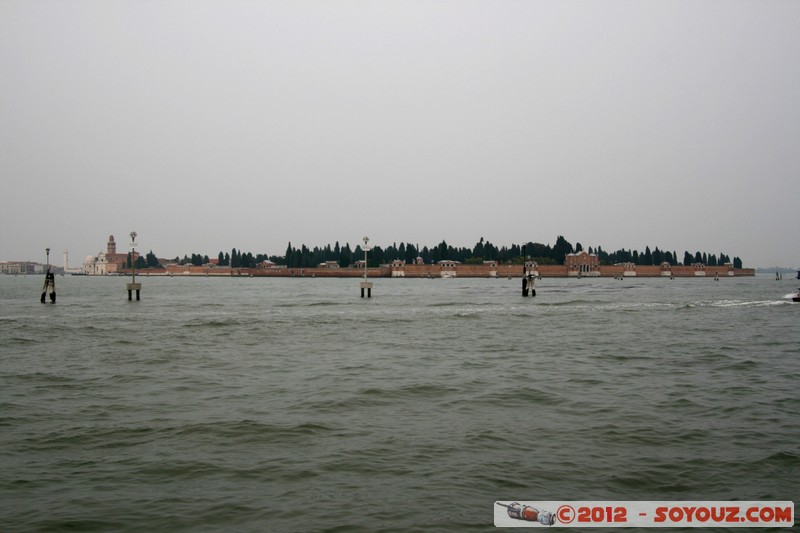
<box><xmin>360</xmin><ymin>236</ymin><xmax>373</xmax><ymax>298</ymax></box>
<box><xmin>127</xmin><ymin>231</ymin><xmax>141</xmax><ymax>301</ymax></box>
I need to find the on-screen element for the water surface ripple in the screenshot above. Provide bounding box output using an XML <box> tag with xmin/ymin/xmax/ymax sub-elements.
<box><xmin>1</xmin><ymin>275</ymin><xmax>798</xmax><ymax>531</ymax></box>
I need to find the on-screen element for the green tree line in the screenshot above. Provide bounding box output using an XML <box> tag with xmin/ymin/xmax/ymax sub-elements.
<box><xmin>131</xmin><ymin>236</ymin><xmax>743</xmax><ymax>270</ymax></box>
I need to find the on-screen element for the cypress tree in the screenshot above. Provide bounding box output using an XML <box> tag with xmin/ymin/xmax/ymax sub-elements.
<box><xmin>552</xmin><ymin>236</ymin><xmax>573</xmax><ymax>264</ymax></box>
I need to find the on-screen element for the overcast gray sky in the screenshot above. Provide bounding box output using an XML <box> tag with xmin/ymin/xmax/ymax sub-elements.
<box><xmin>2</xmin><ymin>0</ymin><xmax>798</xmax><ymax>268</ymax></box>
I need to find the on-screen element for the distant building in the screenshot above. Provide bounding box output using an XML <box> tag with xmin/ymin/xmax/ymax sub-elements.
<box><xmin>0</xmin><ymin>261</ymin><xmax>36</xmax><ymax>274</ymax></box>
<box><xmin>83</xmin><ymin>235</ymin><xmax>137</xmax><ymax>275</ymax></box>
<box><xmin>618</xmin><ymin>262</ymin><xmax>637</xmax><ymax>276</ymax></box>
<box><xmin>692</xmin><ymin>262</ymin><xmax>706</xmax><ymax>276</ymax></box>
<box><xmin>566</xmin><ymin>251</ymin><xmax>599</xmax><ymax>276</ymax></box>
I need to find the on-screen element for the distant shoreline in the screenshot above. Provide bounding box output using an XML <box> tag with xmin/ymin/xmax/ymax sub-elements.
<box><xmin>105</xmin><ymin>263</ymin><xmax>755</xmax><ymax>279</ymax></box>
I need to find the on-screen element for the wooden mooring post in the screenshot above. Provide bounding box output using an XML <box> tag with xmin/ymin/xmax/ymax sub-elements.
<box><xmin>521</xmin><ymin>245</ymin><xmax>536</xmax><ymax>297</ymax></box>
<box><xmin>40</xmin><ymin>247</ymin><xmax>57</xmax><ymax>303</ymax></box>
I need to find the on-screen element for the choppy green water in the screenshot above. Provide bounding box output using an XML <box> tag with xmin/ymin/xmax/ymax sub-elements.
<box><xmin>1</xmin><ymin>275</ymin><xmax>798</xmax><ymax>531</ymax></box>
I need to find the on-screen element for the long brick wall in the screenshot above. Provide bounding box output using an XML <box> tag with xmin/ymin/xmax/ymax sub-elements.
<box><xmin>388</xmin><ymin>263</ymin><xmax>754</xmax><ymax>278</ymax></box>
<box><xmin>123</xmin><ymin>263</ymin><xmax>755</xmax><ymax>278</ymax></box>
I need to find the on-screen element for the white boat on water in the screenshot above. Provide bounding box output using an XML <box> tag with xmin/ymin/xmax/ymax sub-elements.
<box><xmin>784</xmin><ymin>289</ymin><xmax>800</xmax><ymax>303</ymax></box>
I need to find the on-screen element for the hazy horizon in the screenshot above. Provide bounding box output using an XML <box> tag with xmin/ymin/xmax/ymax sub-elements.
<box><xmin>2</xmin><ymin>0</ymin><xmax>798</xmax><ymax>269</ymax></box>
<box><xmin>0</xmin><ymin>232</ymin><xmax>791</xmax><ymax>270</ymax></box>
